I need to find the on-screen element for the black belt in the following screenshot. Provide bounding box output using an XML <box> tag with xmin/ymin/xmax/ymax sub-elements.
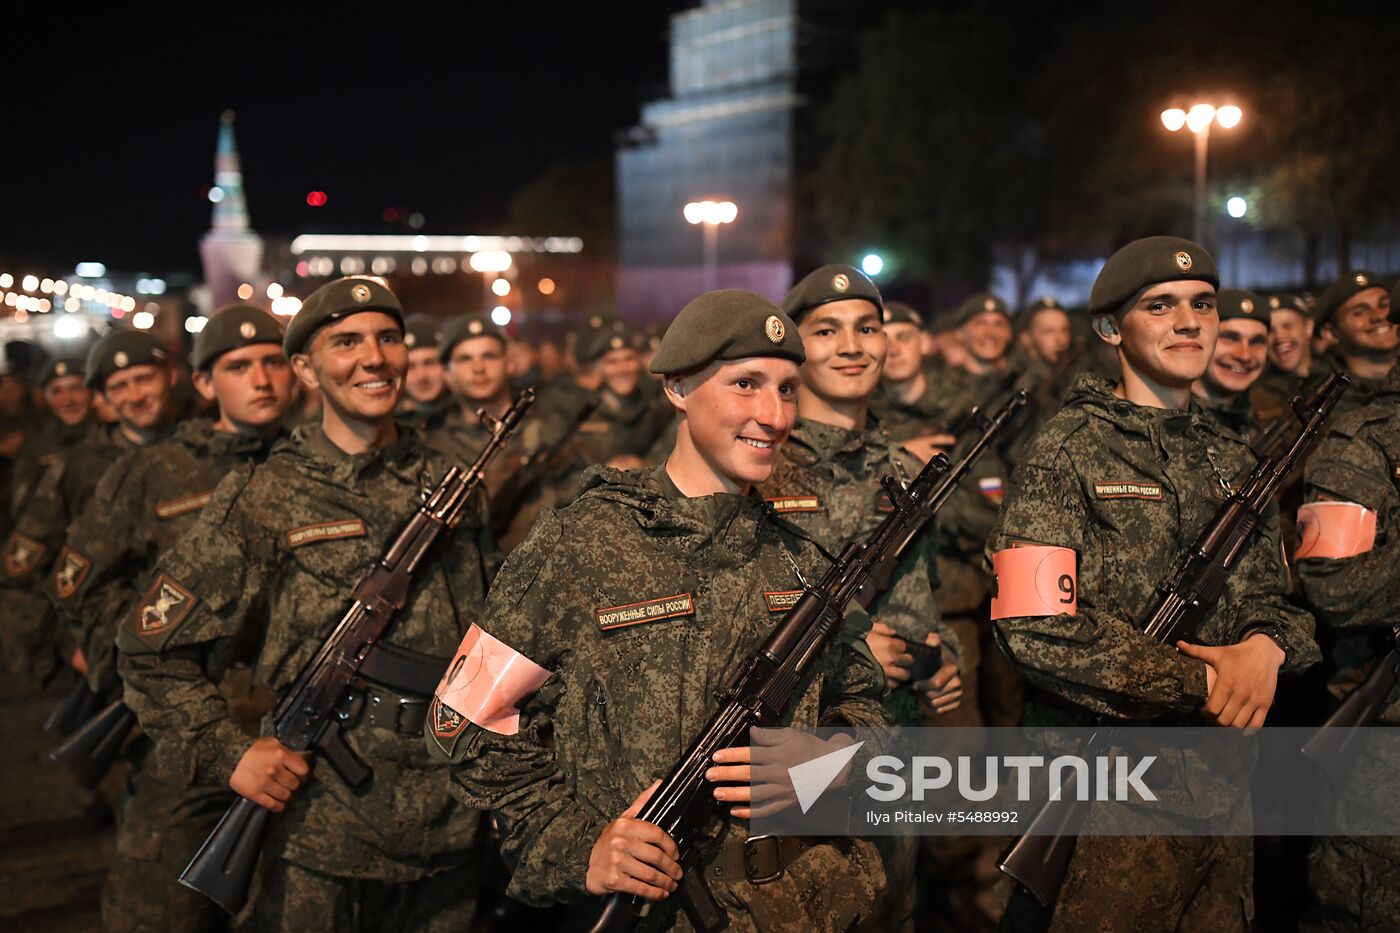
<box><xmin>706</xmin><ymin>834</ymin><xmax>810</xmax><ymax>885</ymax></box>
<box><xmin>359</xmin><ymin>684</ymin><xmax>429</xmax><ymax>736</ymax></box>
<box><xmin>358</xmin><ymin>640</ymin><xmax>451</xmax><ymax>696</ymax></box>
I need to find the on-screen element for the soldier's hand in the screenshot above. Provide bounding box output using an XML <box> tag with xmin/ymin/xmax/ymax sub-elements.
<box><xmin>230</xmin><ymin>736</ymin><xmax>311</xmax><ymax>812</ymax></box>
<box><xmin>867</xmin><ymin>621</ymin><xmax>913</xmax><ymax>690</ymax></box>
<box><xmin>1177</xmin><ymin>634</ymin><xmax>1285</xmax><ymax>732</ymax></box>
<box><xmin>901</xmin><ymin>433</ymin><xmax>957</xmax><ymax>464</ymax></box>
<box><xmin>70</xmin><ymin>647</ymin><xmax>88</xmax><ymax>676</ymax></box>
<box><xmin>708</xmin><ymin>729</ymin><xmax>857</xmax><ymax>819</ymax></box>
<box><xmin>586</xmin><ymin>779</ymin><xmax>681</xmax><ymax>901</ymax></box>
<box><xmin>914</xmin><ymin>635</ymin><xmax>962</xmax><ymax>715</ymax></box>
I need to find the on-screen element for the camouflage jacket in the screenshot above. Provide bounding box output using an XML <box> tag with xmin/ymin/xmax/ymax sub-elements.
<box><xmin>8</xmin><ymin>414</ymin><xmax>96</xmax><ymax>520</ymax></box>
<box><xmin>990</xmin><ymin>374</ymin><xmax>1318</xmax><ymax>727</ymax></box>
<box><xmin>54</xmin><ymin>419</ymin><xmax>279</xmax><ymax>694</ymax></box>
<box><xmin>429</xmin><ymin>466</ymin><xmax>889</xmax><ymax>921</ymax></box>
<box><xmin>1195</xmin><ymin>389</ymin><xmax>1260</xmax><ymax>444</ymax></box>
<box><xmin>117</xmin><ymin>423</ymin><xmax>496</xmax><ymax>881</ymax></box>
<box><xmin>1299</xmin><ymin>366</ymin><xmax>1400</xmax><ymax>723</ymax></box>
<box><xmin>1325</xmin><ymin>360</ymin><xmax>1389</xmax><ymax>422</ymax></box>
<box><xmin>757</xmin><ymin>417</ymin><xmax>959</xmax><ymax>667</ymax></box>
<box><xmin>870</xmin><ymin>374</ymin><xmax>949</xmax><ymax>442</ymax></box>
<box><xmin>2</xmin><ymin>423</ymin><xmax>142</xmax><ymax>682</ymax></box>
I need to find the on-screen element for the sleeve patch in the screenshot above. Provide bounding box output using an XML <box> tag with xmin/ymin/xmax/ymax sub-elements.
<box><xmin>154</xmin><ymin>490</ymin><xmax>214</xmax><ymax>520</ymax></box>
<box><xmin>285</xmin><ymin>518</ymin><xmax>367</xmax><ymax>548</ymax></box>
<box><xmin>3</xmin><ymin>532</ymin><xmax>46</xmax><ymax>578</ymax></box>
<box><xmin>52</xmin><ymin>546</ymin><xmax>92</xmax><ymax>599</ymax></box>
<box><xmin>132</xmin><ymin>574</ymin><xmax>199</xmax><ymax>644</ymax></box>
<box><xmin>1296</xmin><ymin>501</ymin><xmax>1378</xmax><ymax>559</ymax></box>
<box><xmin>764</xmin><ymin>590</ymin><xmax>805</xmax><ymax>612</ymax></box>
<box><xmin>990</xmin><ymin>545</ymin><xmax>1078</xmax><ymax>620</ymax></box>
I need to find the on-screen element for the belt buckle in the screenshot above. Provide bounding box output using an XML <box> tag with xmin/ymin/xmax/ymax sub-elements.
<box><xmin>742</xmin><ymin>834</ymin><xmax>784</xmax><ymax>885</ymax></box>
<box><xmin>395</xmin><ymin>696</ymin><xmax>427</xmax><ymax>735</ymax></box>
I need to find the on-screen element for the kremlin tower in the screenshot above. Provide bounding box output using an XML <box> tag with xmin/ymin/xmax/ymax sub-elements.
<box><xmin>198</xmin><ymin>111</ymin><xmax>264</xmax><ymax>308</ymax></box>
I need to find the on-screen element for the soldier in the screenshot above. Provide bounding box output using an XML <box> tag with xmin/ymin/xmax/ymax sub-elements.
<box><xmin>53</xmin><ymin>306</ymin><xmax>295</xmax><ymax>933</ymax></box>
<box><xmin>871</xmin><ymin>301</ymin><xmax>948</xmax><ymax>444</ymax></box>
<box><xmin>3</xmin><ymin>331</ymin><xmax>176</xmax><ymax>686</ymax></box>
<box><xmin>991</xmin><ymin>237</ymin><xmax>1318</xmax><ymax>931</ymax></box>
<box><xmin>1192</xmin><ymin>288</ymin><xmax>1270</xmax><ymax>441</ymax></box>
<box><xmin>429</xmin><ymin>289</ymin><xmax>890</xmax><ymax>930</ymax></box>
<box><xmin>1315</xmin><ymin>271</ymin><xmax>1395</xmax><ymax>418</ymax></box>
<box><xmin>427</xmin><ymin>313</ymin><xmax>516</xmax><ymax>468</ymax></box>
<box><xmin>8</xmin><ymin>357</ymin><xmax>93</xmax><ymax>519</ymax></box>
<box><xmin>761</xmin><ymin>266</ymin><xmax>960</xmax><ymax>932</ymax></box>
<box><xmin>399</xmin><ymin>313</ymin><xmax>452</xmax><ymax>426</ymax></box>
<box><xmin>1016</xmin><ymin>296</ymin><xmax>1073</xmax><ymax>371</ymax></box>
<box><xmin>1261</xmin><ymin>293</ymin><xmax>1321</xmax><ymax>395</ymax></box>
<box><xmin>118</xmin><ymin>276</ymin><xmax>495</xmax><ymax>931</ymax></box>
<box><xmin>1296</xmin><ymin>277</ymin><xmax>1400</xmax><ymax>932</ymax></box>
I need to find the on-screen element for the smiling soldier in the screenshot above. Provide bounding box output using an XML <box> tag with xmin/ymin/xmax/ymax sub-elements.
<box><xmin>1192</xmin><ymin>288</ymin><xmax>1271</xmax><ymax>442</ymax></box>
<box><xmin>428</xmin><ymin>289</ymin><xmax>890</xmax><ymax>931</ymax></box>
<box><xmin>990</xmin><ymin>237</ymin><xmax>1318</xmax><ymax>932</ymax></box>
<box><xmin>118</xmin><ymin>276</ymin><xmax>495</xmax><ymax>931</ymax></box>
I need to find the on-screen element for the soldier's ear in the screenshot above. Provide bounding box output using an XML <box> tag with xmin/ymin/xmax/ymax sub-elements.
<box><xmin>1091</xmin><ymin>315</ymin><xmax>1121</xmax><ymax>346</ymax></box>
<box><xmin>190</xmin><ymin>370</ymin><xmax>217</xmax><ymax>403</ymax></box>
<box><xmin>291</xmin><ymin>353</ymin><xmax>320</xmax><ymax>391</ymax></box>
<box><xmin>662</xmin><ymin>373</ymin><xmax>688</xmax><ymax>412</ymax></box>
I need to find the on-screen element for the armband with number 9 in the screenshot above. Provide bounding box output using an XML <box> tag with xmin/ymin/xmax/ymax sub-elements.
<box><xmin>990</xmin><ymin>545</ymin><xmax>1078</xmax><ymax>620</ymax></box>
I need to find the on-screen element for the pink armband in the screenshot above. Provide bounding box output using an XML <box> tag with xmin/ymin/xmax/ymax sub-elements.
<box><xmin>990</xmin><ymin>545</ymin><xmax>1078</xmax><ymax>620</ymax></box>
<box><xmin>1296</xmin><ymin>501</ymin><xmax>1377</xmax><ymax>559</ymax></box>
<box><xmin>434</xmin><ymin>624</ymin><xmax>551</xmax><ymax>736</ymax></box>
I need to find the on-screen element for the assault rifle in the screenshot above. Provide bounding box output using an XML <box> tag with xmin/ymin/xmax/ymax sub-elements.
<box><xmin>1302</xmin><ymin>635</ymin><xmax>1400</xmax><ymax>784</ymax></box>
<box><xmin>179</xmin><ymin>388</ymin><xmax>535</xmax><ymax>914</ymax></box>
<box><xmin>589</xmin><ymin>391</ymin><xmax>1028</xmax><ymax>933</ymax></box>
<box><xmin>49</xmin><ymin>696</ymin><xmax>136</xmax><ymax>789</ymax></box>
<box><xmin>488</xmin><ymin>395</ymin><xmax>597</xmax><ymax>537</ymax></box>
<box><xmin>42</xmin><ymin>675</ymin><xmax>104</xmax><ymax>736</ymax></box>
<box><xmin>999</xmin><ymin>370</ymin><xmax>1349</xmax><ymax>907</ymax></box>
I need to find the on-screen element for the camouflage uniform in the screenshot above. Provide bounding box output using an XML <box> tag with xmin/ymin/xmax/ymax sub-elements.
<box><xmin>2</xmin><ymin>423</ymin><xmax>142</xmax><ymax>685</ymax></box>
<box><xmin>7</xmin><ymin>413</ymin><xmax>95</xmax><ymax>520</ymax></box>
<box><xmin>1298</xmin><ymin>365</ymin><xmax>1400</xmax><ymax>931</ymax></box>
<box><xmin>870</xmin><ymin>374</ymin><xmax>948</xmax><ymax>440</ymax></box>
<box><xmin>1195</xmin><ymin>390</ymin><xmax>1260</xmax><ymax>444</ymax></box>
<box><xmin>47</xmin><ymin>418</ymin><xmax>278</xmax><ymax>932</ymax></box>
<box><xmin>117</xmin><ymin>424</ymin><xmax>495</xmax><ymax>932</ymax></box>
<box><xmin>991</xmin><ymin>373</ymin><xmax>1319</xmax><ymax>932</ymax></box>
<box><xmin>757</xmin><ymin>417</ymin><xmax>958</xmax><ymax>933</ymax></box>
<box><xmin>430</xmin><ymin>465</ymin><xmax>890</xmax><ymax>931</ymax></box>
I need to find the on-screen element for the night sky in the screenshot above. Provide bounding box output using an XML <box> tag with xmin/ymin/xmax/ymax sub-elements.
<box><xmin>0</xmin><ymin>7</ymin><xmax>682</xmax><ymax>276</ymax></box>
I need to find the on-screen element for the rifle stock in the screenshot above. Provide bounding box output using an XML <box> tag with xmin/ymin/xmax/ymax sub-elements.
<box><xmin>589</xmin><ymin>391</ymin><xmax>1029</xmax><ymax>933</ymax></box>
<box><xmin>998</xmin><ymin>370</ymin><xmax>1349</xmax><ymax>906</ymax></box>
<box><xmin>180</xmin><ymin>388</ymin><xmax>535</xmax><ymax>914</ymax></box>
<box><xmin>43</xmin><ymin>676</ymin><xmax>103</xmax><ymax>736</ymax></box>
<box><xmin>48</xmin><ymin>698</ymin><xmax>137</xmax><ymax>789</ymax></box>
<box><xmin>1301</xmin><ymin>636</ymin><xmax>1400</xmax><ymax>785</ymax></box>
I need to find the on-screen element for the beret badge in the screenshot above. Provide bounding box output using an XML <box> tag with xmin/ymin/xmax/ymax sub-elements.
<box><xmin>351</xmin><ymin>283</ymin><xmax>372</xmax><ymax>303</ymax></box>
<box><xmin>114</xmin><ymin>351</ymin><xmax>129</xmax><ymax>368</ymax></box>
<box><xmin>765</xmin><ymin>315</ymin><xmax>785</xmax><ymax>344</ymax></box>
<box><xmin>832</xmin><ymin>273</ymin><xmax>850</xmax><ymax>292</ymax></box>
<box><xmin>1174</xmin><ymin>251</ymin><xmax>1193</xmax><ymax>272</ymax></box>
<box><xmin>240</xmin><ymin>321</ymin><xmax>257</xmax><ymax>339</ymax></box>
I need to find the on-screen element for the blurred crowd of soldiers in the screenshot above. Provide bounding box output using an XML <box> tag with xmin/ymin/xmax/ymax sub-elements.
<box><xmin>0</xmin><ymin>240</ymin><xmax>1397</xmax><ymax>933</ymax></box>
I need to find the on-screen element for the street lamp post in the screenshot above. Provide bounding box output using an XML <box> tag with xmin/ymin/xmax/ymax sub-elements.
<box><xmin>1160</xmin><ymin>102</ymin><xmax>1242</xmax><ymax>247</ymax></box>
<box><xmin>684</xmin><ymin>200</ymin><xmax>737</xmax><ymax>292</ymax></box>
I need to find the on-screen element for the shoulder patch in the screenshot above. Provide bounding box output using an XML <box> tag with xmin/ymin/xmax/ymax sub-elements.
<box><xmin>3</xmin><ymin>532</ymin><xmax>46</xmax><ymax>578</ymax></box>
<box><xmin>596</xmin><ymin>592</ymin><xmax>694</xmax><ymax>631</ymax></box>
<box><xmin>154</xmin><ymin>490</ymin><xmax>215</xmax><ymax>520</ymax></box>
<box><xmin>53</xmin><ymin>545</ymin><xmax>92</xmax><ymax>599</ymax></box>
<box><xmin>131</xmin><ymin>574</ymin><xmax>199</xmax><ymax>647</ymax></box>
<box><xmin>429</xmin><ymin>695</ymin><xmax>467</xmax><ymax>740</ymax></box>
<box><xmin>285</xmin><ymin>518</ymin><xmax>367</xmax><ymax>548</ymax></box>
<box><xmin>1093</xmin><ymin>481</ymin><xmax>1163</xmax><ymax>501</ymax></box>
<box><xmin>978</xmin><ymin>476</ymin><xmax>1005</xmax><ymax>503</ymax></box>
<box><xmin>766</xmin><ymin>495</ymin><xmax>821</xmax><ymax>513</ymax></box>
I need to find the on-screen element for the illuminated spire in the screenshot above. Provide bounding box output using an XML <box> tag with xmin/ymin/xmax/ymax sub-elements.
<box><xmin>210</xmin><ymin>110</ymin><xmax>250</xmax><ymax>231</ymax></box>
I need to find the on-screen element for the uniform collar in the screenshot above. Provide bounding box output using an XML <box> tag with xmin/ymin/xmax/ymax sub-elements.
<box><xmin>285</xmin><ymin>421</ymin><xmax>427</xmax><ymax>485</ymax></box>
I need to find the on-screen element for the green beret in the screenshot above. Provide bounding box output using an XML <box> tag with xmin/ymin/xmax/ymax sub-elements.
<box><xmin>955</xmin><ymin>292</ymin><xmax>1011</xmax><ymax>325</ymax></box>
<box><xmin>1088</xmin><ymin>236</ymin><xmax>1219</xmax><ymax>317</ymax></box>
<box><xmin>782</xmin><ymin>264</ymin><xmax>882</xmax><ymax>323</ymax></box>
<box><xmin>438</xmin><ymin>314</ymin><xmax>506</xmax><ymax>360</ymax></box>
<box><xmin>283</xmin><ymin>275</ymin><xmax>403</xmax><ymax>356</ymax></box>
<box><xmin>882</xmin><ymin>301</ymin><xmax>923</xmax><ymax>327</ymax></box>
<box><xmin>651</xmin><ymin>290</ymin><xmax>804</xmax><ymax>374</ymax></box>
<box><xmin>1317</xmin><ymin>270</ymin><xmax>1387</xmax><ymax>325</ymax></box>
<box><xmin>190</xmin><ymin>305</ymin><xmax>283</xmax><ymax>371</ymax></box>
<box><xmin>85</xmin><ymin>330</ymin><xmax>169</xmax><ymax>389</ymax></box>
<box><xmin>1265</xmin><ymin>293</ymin><xmax>1309</xmax><ymax>316</ymax></box>
<box><xmin>1216</xmin><ymin>288</ymin><xmax>1268</xmax><ymax>325</ymax></box>
<box><xmin>36</xmin><ymin>357</ymin><xmax>85</xmax><ymax>385</ymax></box>
<box><xmin>403</xmin><ymin>314</ymin><xmax>443</xmax><ymax>353</ymax></box>
<box><xmin>576</xmin><ymin>320</ymin><xmax>635</xmax><ymax>366</ymax></box>
<box><xmin>930</xmin><ymin>310</ymin><xmax>961</xmax><ymax>334</ymax></box>
<box><xmin>1023</xmin><ymin>294</ymin><xmax>1065</xmax><ymax>316</ymax></box>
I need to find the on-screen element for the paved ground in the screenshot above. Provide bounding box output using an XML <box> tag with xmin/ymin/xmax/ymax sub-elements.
<box><xmin>0</xmin><ymin>677</ymin><xmax>113</xmax><ymax>932</ymax></box>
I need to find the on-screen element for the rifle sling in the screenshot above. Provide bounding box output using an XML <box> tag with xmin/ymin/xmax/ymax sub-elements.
<box><xmin>358</xmin><ymin>640</ymin><xmax>451</xmax><ymax>696</ymax></box>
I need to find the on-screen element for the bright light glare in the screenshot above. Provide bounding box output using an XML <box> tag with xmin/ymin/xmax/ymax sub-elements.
<box><xmin>1226</xmin><ymin>197</ymin><xmax>1247</xmax><ymax>218</ymax></box>
<box><xmin>0</xmin><ymin>274</ymin><xmax>11</xmax><ymax>288</ymax></box>
<box><xmin>1186</xmin><ymin>103</ymin><xmax>1216</xmax><ymax>133</ymax></box>
<box><xmin>75</xmin><ymin>262</ymin><xmax>106</xmax><ymax>278</ymax></box>
<box><xmin>208</xmin><ymin>186</ymin><xmax>225</xmax><ymax>203</ymax></box>
<box><xmin>185</xmin><ymin>316</ymin><xmax>209</xmax><ymax>333</ymax></box>
<box><xmin>683</xmin><ymin>200</ymin><xmax>738</xmax><ymax>225</ymax></box>
<box><xmin>1161</xmin><ymin>108</ymin><xmax>1187</xmax><ymax>132</ymax></box>
<box><xmin>237</xmin><ymin>283</ymin><xmax>254</xmax><ymax>300</ymax></box>
<box><xmin>1216</xmin><ymin>105</ymin><xmax>1243</xmax><ymax>129</ymax></box>
<box><xmin>266</xmin><ymin>282</ymin><xmax>284</xmax><ymax>299</ymax></box>
<box><xmin>537</xmin><ymin>277</ymin><xmax>556</xmax><ymax>295</ymax></box>
<box><xmin>21</xmin><ymin>275</ymin><xmax>38</xmax><ymax>292</ymax></box>
<box><xmin>469</xmin><ymin>251</ymin><xmax>512</xmax><ymax>273</ymax></box>
<box><xmin>54</xmin><ymin>316</ymin><xmax>86</xmax><ymax>339</ymax></box>
<box><xmin>271</xmin><ymin>296</ymin><xmax>302</xmax><ymax>316</ymax></box>
<box><xmin>491</xmin><ymin>305</ymin><xmax>512</xmax><ymax>326</ymax></box>
<box><xmin>132</xmin><ymin>311</ymin><xmax>155</xmax><ymax>330</ymax></box>
<box><xmin>861</xmin><ymin>253</ymin><xmax>885</xmax><ymax>277</ymax></box>
<box><xmin>64</xmin><ymin>297</ymin><xmax>80</xmax><ymax>312</ymax></box>
<box><xmin>491</xmin><ymin>278</ymin><xmax>511</xmax><ymax>297</ymax></box>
